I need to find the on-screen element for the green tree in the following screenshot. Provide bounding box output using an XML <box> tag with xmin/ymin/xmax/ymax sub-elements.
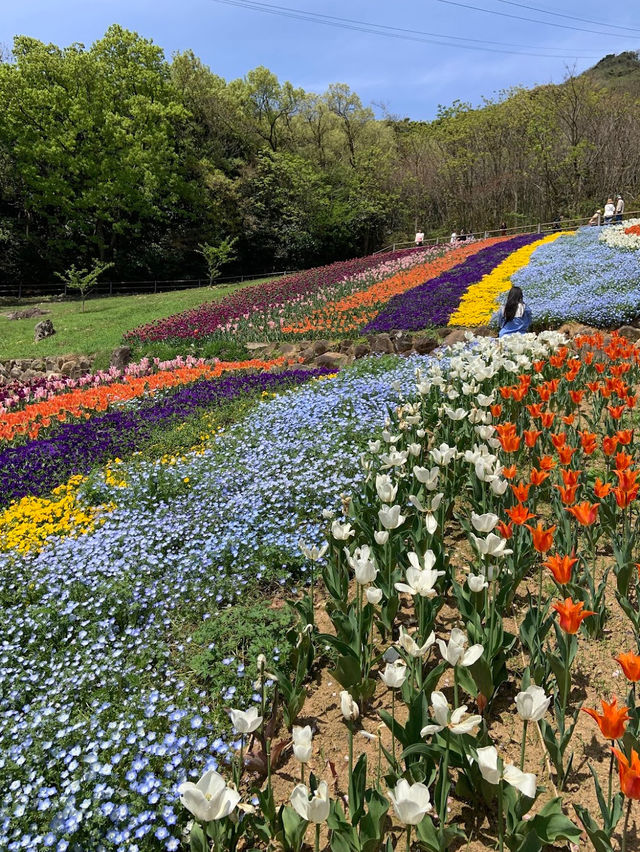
<box><xmin>55</xmin><ymin>260</ymin><xmax>114</xmax><ymax>311</ymax></box>
<box><xmin>197</xmin><ymin>236</ymin><xmax>238</xmax><ymax>284</ymax></box>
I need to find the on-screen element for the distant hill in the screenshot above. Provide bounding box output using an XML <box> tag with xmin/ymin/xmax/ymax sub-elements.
<box><xmin>581</xmin><ymin>51</ymin><xmax>640</xmax><ymax>96</ymax></box>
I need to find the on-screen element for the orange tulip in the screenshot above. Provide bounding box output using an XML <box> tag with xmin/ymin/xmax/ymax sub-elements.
<box><xmin>603</xmin><ymin>436</ymin><xmax>619</xmax><ymax>456</ymax></box>
<box><xmin>612</xmin><ymin>748</ymin><xmax>640</xmax><ymax>799</ymax></box>
<box><xmin>594</xmin><ymin>478</ymin><xmax>613</xmax><ymax>498</ymax></box>
<box><xmin>552</xmin><ymin>597</ymin><xmax>595</xmax><ymax>634</ymax></box>
<box><xmin>526</xmin><ymin>403</ymin><xmax>543</xmax><ymax>419</ymax></box>
<box><xmin>569</xmin><ymin>390</ymin><xmax>584</xmax><ymax>405</ymax></box>
<box><xmin>496</xmin><ymin>520</ymin><xmax>513</xmax><ymax>540</ymax></box>
<box><xmin>615</xmin><ymin>652</ymin><xmax>640</xmax><ymax>683</ymax></box>
<box><xmin>506</xmin><ymin>505</ymin><xmax>536</xmax><ymax>525</ymax></box>
<box><xmin>616</xmin><ymin>429</ymin><xmax>633</xmax><ymax>446</ymax></box>
<box><xmin>499</xmin><ymin>433</ymin><xmax>521</xmax><ymax>453</ymax></box>
<box><xmin>551</xmin><ymin>431</ymin><xmax>567</xmax><ymax>449</ymax></box>
<box><xmin>626</xmin><ymin>395</ymin><xmax>637</xmax><ymax>409</ymax></box>
<box><xmin>565</xmin><ymin>501</ymin><xmax>600</xmax><ymax>526</ymax></box>
<box><xmin>608</xmin><ymin>404</ymin><xmax>626</xmax><ymax>420</ymax></box>
<box><xmin>557</xmin><ymin>445</ymin><xmax>576</xmax><ymax>465</ymax></box>
<box><xmin>490</xmin><ymin>404</ymin><xmax>502</xmax><ymax>418</ymax></box>
<box><xmin>539</xmin><ymin>455</ymin><xmax>556</xmax><ymax>471</ymax></box>
<box><xmin>524</xmin><ymin>429</ymin><xmax>542</xmax><ymax>448</ymax></box>
<box><xmin>561</xmin><ymin>469</ymin><xmax>580</xmax><ymax>487</ymax></box>
<box><xmin>615</xmin><ymin>452</ymin><xmax>633</xmax><ymax>471</ymax></box>
<box><xmin>555</xmin><ymin>484</ymin><xmax>578</xmax><ymax>505</ymax></box>
<box><xmin>511</xmin><ymin>482</ymin><xmax>531</xmax><ymax>502</ymax></box>
<box><xmin>526</xmin><ymin>522</ymin><xmax>556</xmax><ymax>553</ymax></box>
<box><xmin>530</xmin><ymin>468</ymin><xmax>550</xmax><ymax>486</ymax></box>
<box><xmin>544</xmin><ymin>553</ymin><xmax>577</xmax><ymax>585</ymax></box>
<box><xmin>561</xmin><ymin>414</ymin><xmax>575</xmax><ymax>426</ymax></box>
<box><xmin>540</xmin><ymin>410</ymin><xmax>555</xmax><ymax>428</ymax></box>
<box><xmin>501</xmin><ymin>465</ymin><xmax>517</xmax><ymax>480</ymax></box>
<box><xmin>583</xmin><ymin>697</ymin><xmax>630</xmax><ymax>740</ymax></box>
<box><xmin>533</xmin><ymin>359</ymin><xmax>546</xmax><ymax>373</ymax></box>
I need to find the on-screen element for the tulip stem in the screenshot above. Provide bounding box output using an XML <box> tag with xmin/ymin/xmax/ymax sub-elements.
<box><xmin>497</xmin><ymin>779</ymin><xmax>504</xmax><ymax>852</ymax></box>
<box><xmin>391</xmin><ymin>689</ymin><xmax>397</xmax><ymax>768</ymax></box>
<box><xmin>348</xmin><ymin>725</ymin><xmax>353</xmax><ymax>786</ymax></box>
<box><xmin>238</xmin><ymin>734</ymin><xmax>244</xmax><ymax>788</ymax></box>
<box><xmin>301</xmin><ymin>763</ymin><xmax>305</xmax><ymax>785</ymax></box>
<box><xmin>607</xmin><ymin>742</ymin><xmax>614</xmax><ymax>813</ymax></box>
<box><xmin>622</xmin><ymin>797</ymin><xmax>632</xmax><ymax>852</ymax></box>
<box><xmin>406</xmin><ymin>824</ymin><xmax>412</xmax><ymax>852</ymax></box>
<box><xmin>315</xmin><ymin>823</ymin><xmax>321</xmax><ymax>852</ymax></box>
<box><xmin>454</xmin><ymin>667</ymin><xmax>460</xmax><ymax>710</ymax></box>
<box><xmin>520</xmin><ymin>720</ymin><xmax>528</xmax><ymax>771</ymax></box>
<box><xmin>439</xmin><ymin>729</ymin><xmax>450</xmax><ymax>842</ymax></box>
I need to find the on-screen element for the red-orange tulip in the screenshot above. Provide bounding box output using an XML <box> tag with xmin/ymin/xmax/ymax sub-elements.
<box><xmin>540</xmin><ymin>411</ymin><xmax>555</xmax><ymax>428</ymax></box>
<box><xmin>615</xmin><ymin>452</ymin><xmax>633</xmax><ymax>471</ymax></box>
<box><xmin>539</xmin><ymin>455</ymin><xmax>556</xmax><ymax>471</ymax></box>
<box><xmin>544</xmin><ymin>553</ymin><xmax>577</xmax><ymax>585</ymax></box>
<box><xmin>555</xmin><ymin>484</ymin><xmax>578</xmax><ymax>505</ymax></box>
<box><xmin>616</xmin><ymin>430</ymin><xmax>633</xmax><ymax>445</ymax></box>
<box><xmin>603</xmin><ymin>436</ymin><xmax>619</xmax><ymax>456</ymax></box>
<box><xmin>594</xmin><ymin>478</ymin><xmax>613</xmax><ymax>498</ymax></box>
<box><xmin>551</xmin><ymin>431</ymin><xmax>567</xmax><ymax>449</ymax></box>
<box><xmin>557</xmin><ymin>445</ymin><xmax>577</xmax><ymax>465</ymax></box>
<box><xmin>530</xmin><ymin>468</ymin><xmax>550</xmax><ymax>486</ymax></box>
<box><xmin>524</xmin><ymin>429</ymin><xmax>542</xmax><ymax>448</ymax></box>
<box><xmin>552</xmin><ymin>598</ymin><xmax>595</xmax><ymax>634</ymax></box>
<box><xmin>506</xmin><ymin>505</ymin><xmax>536</xmax><ymax>525</ymax></box>
<box><xmin>511</xmin><ymin>482</ymin><xmax>531</xmax><ymax>502</ymax></box>
<box><xmin>496</xmin><ymin>520</ymin><xmax>513</xmax><ymax>540</ymax></box>
<box><xmin>561</xmin><ymin>469</ymin><xmax>580</xmax><ymax>487</ymax></box>
<box><xmin>615</xmin><ymin>653</ymin><xmax>640</xmax><ymax>683</ymax></box>
<box><xmin>608</xmin><ymin>404</ymin><xmax>626</xmax><ymax>420</ymax></box>
<box><xmin>526</xmin><ymin>403</ymin><xmax>543</xmax><ymax>418</ymax></box>
<box><xmin>612</xmin><ymin>748</ymin><xmax>640</xmax><ymax>799</ymax></box>
<box><xmin>565</xmin><ymin>501</ymin><xmax>600</xmax><ymax>526</ymax></box>
<box><xmin>501</xmin><ymin>465</ymin><xmax>517</xmax><ymax>480</ymax></box>
<box><xmin>526</xmin><ymin>522</ymin><xmax>556</xmax><ymax>553</ymax></box>
<box><xmin>583</xmin><ymin>697</ymin><xmax>630</xmax><ymax>740</ymax></box>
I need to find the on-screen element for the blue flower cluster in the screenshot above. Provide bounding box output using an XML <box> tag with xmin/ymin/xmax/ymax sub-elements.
<box><xmin>511</xmin><ymin>227</ymin><xmax>640</xmax><ymax>327</ymax></box>
<box><xmin>0</xmin><ymin>356</ymin><xmax>430</xmax><ymax>851</ymax></box>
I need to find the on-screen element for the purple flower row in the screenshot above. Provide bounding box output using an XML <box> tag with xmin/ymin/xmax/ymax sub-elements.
<box><xmin>124</xmin><ymin>248</ymin><xmax>435</xmax><ymax>344</ymax></box>
<box><xmin>0</xmin><ymin>368</ymin><xmax>330</xmax><ymax>506</ymax></box>
<box><xmin>363</xmin><ymin>234</ymin><xmax>543</xmax><ymax>332</ymax></box>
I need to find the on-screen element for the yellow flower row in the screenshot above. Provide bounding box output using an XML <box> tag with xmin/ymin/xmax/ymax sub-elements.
<box><xmin>0</xmin><ymin>476</ymin><xmax>112</xmax><ymax>555</ymax></box>
<box><xmin>447</xmin><ymin>232</ymin><xmax>573</xmax><ymax>327</ymax></box>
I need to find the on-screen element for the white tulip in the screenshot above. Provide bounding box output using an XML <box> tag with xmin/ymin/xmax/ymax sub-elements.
<box><xmin>380</xmin><ymin>449</ymin><xmax>409</xmax><ymax>469</ymax></box>
<box><xmin>475</xmin><ymin>746</ymin><xmax>537</xmax><ymax>798</ymax></box>
<box><xmin>331</xmin><ymin>520</ymin><xmax>355</xmax><ymax>541</ymax></box>
<box><xmin>490</xmin><ymin>478</ymin><xmax>509</xmax><ymax>496</ymax></box>
<box><xmin>378</xmin><ymin>505</ymin><xmax>406</xmax><ymax>530</ymax></box>
<box><xmin>368</xmin><ymin>440</ymin><xmax>382</xmax><ymax>453</ymax></box>
<box><xmin>395</xmin><ymin>552</ymin><xmax>444</xmax><ymax>598</ymax></box>
<box><xmin>408</xmin><ymin>442</ymin><xmax>422</xmax><ymax>457</ymax></box>
<box><xmin>515</xmin><ymin>685</ymin><xmax>551</xmax><ymax>722</ymax></box>
<box><xmin>321</xmin><ymin>508</ymin><xmax>335</xmax><ymax>520</ymax></box>
<box><xmin>467</xmin><ymin>573</ymin><xmax>489</xmax><ymax>593</ymax></box>
<box><xmin>413</xmin><ymin>466</ymin><xmax>440</xmax><ymax>490</ymax></box>
<box><xmin>376</xmin><ymin>474</ymin><xmax>398</xmax><ymax>504</ymax></box>
<box><xmin>290</xmin><ymin>781</ymin><xmax>330</xmax><ymax>823</ymax></box>
<box><xmin>470</xmin><ymin>533</ymin><xmax>513</xmax><ymax>559</ymax></box>
<box><xmin>387</xmin><ymin>778</ymin><xmax>433</xmax><ymax>825</ymax></box>
<box><xmin>444</xmin><ymin>406</ymin><xmax>468</xmax><ymax>421</ymax></box>
<box><xmin>396</xmin><ymin>627</ymin><xmax>435</xmax><ymax>658</ymax></box>
<box><xmin>380</xmin><ymin>660</ymin><xmax>407</xmax><ymax>689</ymax></box>
<box><xmin>299</xmin><ymin>541</ymin><xmax>329</xmax><ymax>562</ymax></box>
<box><xmin>340</xmin><ymin>690</ymin><xmax>359</xmax><ymax>721</ymax></box>
<box><xmin>346</xmin><ymin>545</ymin><xmax>377</xmax><ymax>585</ymax></box>
<box><xmin>477</xmin><ymin>392</ymin><xmax>495</xmax><ymax>407</ymax></box>
<box><xmin>374</xmin><ymin>530</ymin><xmax>389</xmax><ymax>545</ymax></box>
<box><xmin>437</xmin><ymin>627</ymin><xmax>484</xmax><ymax>668</ymax></box>
<box><xmin>178</xmin><ymin>769</ymin><xmax>241</xmax><ymax>822</ymax></box>
<box><xmin>228</xmin><ymin>706</ymin><xmax>262</xmax><ymax>734</ymax></box>
<box><xmin>420</xmin><ymin>691</ymin><xmax>482</xmax><ymax>737</ymax></box>
<box><xmin>471</xmin><ymin>512</ymin><xmax>499</xmax><ymax>533</ymax></box>
<box><xmin>366</xmin><ymin>586</ymin><xmax>383</xmax><ymax>605</ymax></box>
<box><xmin>430</xmin><ymin>443</ymin><xmax>456</xmax><ymax>466</ymax></box>
<box><xmin>292</xmin><ymin>726</ymin><xmax>313</xmax><ymax>764</ymax></box>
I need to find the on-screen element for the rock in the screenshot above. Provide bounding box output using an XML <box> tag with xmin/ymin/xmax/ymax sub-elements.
<box><xmin>313</xmin><ymin>339</ymin><xmax>330</xmax><ymax>356</ymax></box>
<box><xmin>472</xmin><ymin>325</ymin><xmax>495</xmax><ymax>338</ymax></box>
<box><xmin>337</xmin><ymin>339</ymin><xmax>355</xmax><ymax>354</ymax></box>
<box><xmin>393</xmin><ymin>332</ymin><xmax>414</xmax><ymax>352</ymax></box>
<box><xmin>61</xmin><ymin>360</ymin><xmax>81</xmax><ymax>379</ymax></box>
<box><xmin>246</xmin><ymin>341</ymin><xmax>271</xmax><ymax>351</ymax></box>
<box><xmin>440</xmin><ymin>329</ymin><xmax>470</xmax><ymax>348</ymax></box>
<box><xmin>31</xmin><ymin>360</ymin><xmax>45</xmax><ymax>372</ymax></box>
<box><xmin>617</xmin><ymin>326</ymin><xmax>640</xmax><ymax>342</ymax></box>
<box><xmin>353</xmin><ymin>343</ymin><xmax>370</xmax><ymax>358</ymax></box>
<box><xmin>369</xmin><ymin>333</ymin><xmax>394</xmax><ymax>354</ymax></box>
<box><xmin>110</xmin><ymin>346</ymin><xmax>132</xmax><ymax>371</ymax></box>
<box><xmin>276</xmin><ymin>343</ymin><xmax>297</xmax><ymax>357</ymax></box>
<box><xmin>10</xmin><ymin>367</ymin><xmax>22</xmax><ymax>379</ymax></box>
<box><xmin>316</xmin><ymin>351</ymin><xmax>349</xmax><ymax>370</ymax></box>
<box><xmin>300</xmin><ymin>347</ymin><xmax>317</xmax><ymax>364</ymax></box>
<box><xmin>6</xmin><ymin>306</ymin><xmax>49</xmax><ymax>320</ymax></box>
<box><xmin>34</xmin><ymin>319</ymin><xmax>55</xmax><ymax>341</ymax></box>
<box><xmin>413</xmin><ymin>336</ymin><xmax>439</xmax><ymax>355</ymax></box>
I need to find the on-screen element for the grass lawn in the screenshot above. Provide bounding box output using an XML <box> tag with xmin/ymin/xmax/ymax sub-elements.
<box><xmin>0</xmin><ymin>280</ymin><xmax>269</xmax><ymax>364</ymax></box>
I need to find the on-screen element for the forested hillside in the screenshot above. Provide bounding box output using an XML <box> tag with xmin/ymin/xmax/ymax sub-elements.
<box><xmin>0</xmin><ymin>25</ymin><xmax>638</xmax><ymax>284</ymax></box>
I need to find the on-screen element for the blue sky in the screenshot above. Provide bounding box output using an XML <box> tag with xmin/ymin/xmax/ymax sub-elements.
<box><xmin>2</xmin><ymin>1</ymin><xmax>639</xmax><ymax>119</ymax></box>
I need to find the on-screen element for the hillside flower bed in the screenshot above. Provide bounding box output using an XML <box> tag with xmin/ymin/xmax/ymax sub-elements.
<box><xmin>0</xmin><ymin>354</ymin><xmax>443</xmax><ymax>852</ymax></box>
<box><xmin>0</xmin><ymin>356</ymin><xmax>290</xmax><ymax>444</ymax></box>
<box><xmin>280</xmin><ymin>238</ymin><xmax>502</xmax><ymax>337</ymax></box>
<box><xmin>363</xmin><ymin>233</ymin><xmax>542</xmax><ymax>333</ymax></box>
<box><xmin>124</xmin><ymin>247</ymin><xmax>453</xmax><ymax>345</ymax></box>
<box><xmin>0</xmin><ymin>368</ymin><xmax>332</xmax><ymax>506</ymax></box>
<box><xmin>512</xmin><ymin>227</ymin><xmax>640</xmax><ymax>327</ymax></box>
<box><xmin>447</xmin><ymin>232</ymin><xmax>571</xmax><ymax>327</ymax></box>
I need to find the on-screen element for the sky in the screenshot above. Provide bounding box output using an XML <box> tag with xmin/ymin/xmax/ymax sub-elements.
<box><xmin>2</xmin><ymin>0</ymin><xmax>639</xmax><ymax>119</ymax></box>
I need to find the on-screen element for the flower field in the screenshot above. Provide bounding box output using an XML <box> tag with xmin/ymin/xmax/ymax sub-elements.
<box><xmin>6</xmin><ymin>220</ymin><xmax>640</xmax><ymax>852</ymax></box>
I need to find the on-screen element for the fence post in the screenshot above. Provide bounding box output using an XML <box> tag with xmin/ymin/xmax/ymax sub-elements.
<box><xmin>392</xmin><ymin>243</ymin><xmax>396</xmax><ymax>251</ymax></box>
<box><xmin>154</xmin><ymin>280</ymin><xmax>157</xmax><ymax>294</ymax></box>
<box><xmin>537</xmin><ymin>223</ymin><xmax>541</xmax><ymax>234</ymax></box>
<box><xmin>597</xmin><ymin>213</ymin><xmax>601</xmax><ymax>227</ymax></box>
<box><xmin>18</xmin><ymin>282</ymin><xmax>22</xmax><ymax>300</ymax></box>
<box><xmin>109</xmin><ymin>281</ymin><xmax>113</xmax><ymax>297</ymax></box>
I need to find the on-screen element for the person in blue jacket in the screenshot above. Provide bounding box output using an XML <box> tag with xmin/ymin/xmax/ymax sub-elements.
<box><xmin>495</xmin><ymin>286</ymin><xmax>532</xmax><ymax>337</ymax></box>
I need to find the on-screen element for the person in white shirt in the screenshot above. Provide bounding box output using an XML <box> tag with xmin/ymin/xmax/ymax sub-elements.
<box><xmin>415</xmin><ymin>230</ymin><xmax>424</xmax><ymax>247</ymax></box>
<box><xmin>615</xmin><ymin>195</ymin><xmax>625</xmax><ymax>224</ymax></box>
<box><xmin>603</xmin><ymin>198</ymin><xmax>615</xmax><ymax>225</ymax></box>
<box><xmin>450</xmin><ymin>231</ymin><xmax>458</xmax><ymax>244</ymax></box>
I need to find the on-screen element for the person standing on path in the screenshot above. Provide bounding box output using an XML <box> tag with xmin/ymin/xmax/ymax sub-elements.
<box><xmin>415</xmin><ymin>229</ymin><xmax>424</xmax><ymax>247</ymax></box>
<box><xmin>604</xmin><ymin>198</ymin><xmax>616</xmax><ymax>224</ymax></box>
<box><xmin>615</xmin><ymin>195</ymin><xmax>625</xmax><ymax>224</ymax></box>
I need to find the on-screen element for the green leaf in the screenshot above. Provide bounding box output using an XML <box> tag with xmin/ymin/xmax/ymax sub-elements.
<box><xmin>574</xmin><ymin>804</ymin><xmax>615</xmax><ymax>852</ymax></box>
<box><xmin>189</xmin><ymin>823</ymin><xmax>209</xmax><ymax>852</ymax></box>
<box><xmin>530</xmin><ymin>797</ymin><xmax>581</xmax><ymax>843</ymax></box>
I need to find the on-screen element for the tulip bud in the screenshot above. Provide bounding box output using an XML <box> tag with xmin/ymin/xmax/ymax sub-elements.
<box><xmin>340</xmin><ymin>690</ymin><xmax>359</xmax><ymax>721</ymax></box>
